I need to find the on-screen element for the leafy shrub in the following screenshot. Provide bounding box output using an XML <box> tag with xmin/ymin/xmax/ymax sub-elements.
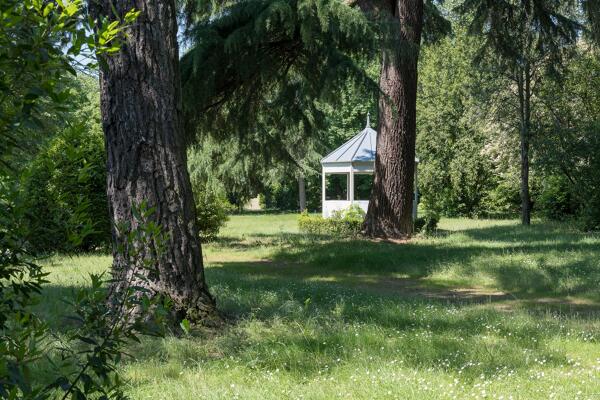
<box><xmin>2</xmin><ymin>181</ymin><xmax>166</xmax><ymax>398</ymax></box>
<box><xmin>579</xmin><ymin>194</ymin><xmax>600</xmax><ymax>232</ymax></box>
<box><xmin>192</xmin><ymin>183</ymin><xmax>234</xmax><ymax>241</ymax></box>
<box><xmin>298</xmin><ymin>212</ymin><xmax>327</xmax><ymax>235</ymax></box>
<box><xmin>20</xmin><ymin>124</ymin><xmax>110</xmax><ymax>252</ymax></box>
<box><xmin>0</xmin><ymin>180</ymin><xmax>50</xmax><ymax>398</ymax></box>
<box><xmin>262</xmin><ymin>181</ymin><xmax>297</xmax><ymax>210</ymax></box>
<box><xmin>188</xmin><ymin>146</ymin><xmax>235</xmax><ymax>240</ymax></box>
<box><xmin>480</xmin><ymin>178</ymin><xmax>521</xmax><ymax>218</ymax></box>
<box><xmin>414</xmin><ymin>209</ymin><xmax>440</xmax><ymax>235</ymax></box>
<box><xmin>298</xmin><ymin>205</ymin><xmax>365</xmax><ymax>237</ymax></box>
<box><xmin>536</xmin><ymin>175</ymin><xmax>578</xmax><ymax>220</ymax></box>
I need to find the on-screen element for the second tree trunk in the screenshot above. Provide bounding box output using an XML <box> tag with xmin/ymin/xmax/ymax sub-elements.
<box><xmin>363</xmin><ymin>0</ymin><xmax>423</xmax><ymax>238</ymax></box>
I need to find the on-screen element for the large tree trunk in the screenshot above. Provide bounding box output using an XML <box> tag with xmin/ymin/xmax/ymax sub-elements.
<box><xmin>92</xmin><ymin>0</ymin><xmax>217</xmax><ymax>323</ymax></box>
<box><xmin>363</xmin><ymin>0</ymin><xmax>423</xmax><ymax>238</ymax></box>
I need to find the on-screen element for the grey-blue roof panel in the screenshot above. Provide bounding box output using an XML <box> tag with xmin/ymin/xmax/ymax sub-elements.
<box><xmin>321</xmin><ymin>127</ymin><xmax>377</xmax><ymax>164</ymax></box>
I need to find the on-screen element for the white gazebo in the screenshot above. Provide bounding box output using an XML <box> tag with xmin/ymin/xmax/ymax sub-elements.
<box><xmin>321</xmin><ymin>115</ymin><xmax>419</xmax><ymax>219</ymax></box>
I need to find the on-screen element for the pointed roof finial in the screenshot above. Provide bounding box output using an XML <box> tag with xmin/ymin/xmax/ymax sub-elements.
<box><xmin>366</xmin><ymin>112</ymin><xmax>370</xmax><ymax>129</ymax></box>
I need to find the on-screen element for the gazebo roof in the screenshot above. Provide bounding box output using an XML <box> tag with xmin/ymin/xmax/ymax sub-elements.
<box><xmin>321</xmin><ymin>118</ymin><xmax>376</xmax><ymax>164</ymax></box>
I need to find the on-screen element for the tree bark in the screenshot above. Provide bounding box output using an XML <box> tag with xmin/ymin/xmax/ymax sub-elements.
<box><xmin>363</xmin><ymin>0</ymin><xmax>423</xmax><ymax>238</ymax></box>
<box><xmin>92</xmin><ymin>0</ymin><xmax>217</xmax><ymax>323</ymax></box>
<box><xmin>517</xmin><ymin>64</ymin><xmax>532</xmax><ymax>225</ymax></box>
<box><xmin>298</xmin><ymin>175</ymin><xmax>306</xmax><ymax>212</ymax></box>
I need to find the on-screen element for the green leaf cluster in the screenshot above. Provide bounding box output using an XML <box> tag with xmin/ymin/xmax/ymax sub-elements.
<box><xmin>0</xmin><ymin>0</ymin><xmax>136</xmax><ymax>172</ymax></box>
<box><xmin>181</xmin><ymin>0</ymin><xmax>378</xmax><ymax>151</ymax></box>
<box><xmin>1</xmin><ymin>199</ymin><xmax>170</xmax><ymax>399</ymax></box>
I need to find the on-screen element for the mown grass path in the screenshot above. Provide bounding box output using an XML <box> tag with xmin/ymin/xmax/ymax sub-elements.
<box><xmin>42</xmin><ymin>215</ymin><xmax>600</xmax><ymax>399</ymax></box>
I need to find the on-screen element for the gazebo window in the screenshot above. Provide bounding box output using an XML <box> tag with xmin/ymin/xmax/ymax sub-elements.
<box><xmin>354</xmin><ymin>173</ymin><xmax>373</xmax><ymax>200</ymax></box>
<box><xmin>325</xmin><ymin>173</ymin><xmax>348</xmax><ymax>200</ymax></box>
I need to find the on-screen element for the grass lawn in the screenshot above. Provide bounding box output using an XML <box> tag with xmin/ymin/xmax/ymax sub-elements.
<box><xmin>41</xmin><ymin>214</ymin><xmax>600</xmax><ymax>399</ymax></box>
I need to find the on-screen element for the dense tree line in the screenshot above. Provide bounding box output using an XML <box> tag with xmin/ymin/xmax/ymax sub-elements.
<box><xmin>4</xmin><ymin>0</ymin><xmax>598</xmax><ymax>261</ymax></box>
<box><xmin>188</xmin><ymin>9</ymin><xmax>599</xmax><ymax>232</ymax></box>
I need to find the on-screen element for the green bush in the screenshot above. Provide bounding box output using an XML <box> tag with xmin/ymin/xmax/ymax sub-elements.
<box><xmin>414</xmin><ymin>209</ymin><xmax>440</xmax><ymax>235</ymax></box>
<box><xmin>20</xmin><ymin>124</ymin><xmax>110</xmax><ymax>252</ymax></box>
<box><xmin>536</xmin><ymin>175</ymin><xmax>578</xmax><ymax>220</ymax></box>
<box><xmin>579</xmin><ymin>195</ymin><xmax>600</xmax><ymax>232</ymax></box>
<box><xmin>192</xmin><ymin>184</ymin><xmax>234</xmax><ymax>241</ymax></box>
<box><xmin>1</xmin><ymin>197</ymin><xmax>168</xmax><ymax>399</ymax></box>
<box><xmin>480</xmin><ymin>178</ymin><xmax>521</xmax><ymax>217</ymax></box>
<box><xmin>298</xmin><ymin>205</ymin><xmax>364</xmax><ymax>237</ymax></box>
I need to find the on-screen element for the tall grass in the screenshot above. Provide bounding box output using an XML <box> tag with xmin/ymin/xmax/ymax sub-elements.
<box><xmin>41</xmin><ymin>215</ymin><xmax>600</xmax><ymax>399</ymax></box>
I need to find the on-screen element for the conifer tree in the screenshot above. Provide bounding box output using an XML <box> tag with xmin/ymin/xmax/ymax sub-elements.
<box><xmin>181</xmin><ymin>0</ymin><xmax>449</xmax><ymax>238</ymax></box>
<box><xmin>180</xmin><ymin>0</ymin><xmax>378</xmax><ymax>145</ymax></box>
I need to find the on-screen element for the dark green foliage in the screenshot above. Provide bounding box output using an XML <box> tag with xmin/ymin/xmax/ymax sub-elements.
<box><xmin>580</xmin><ymin>192</ymin><xmax>600</xmax><ymax>232</ymax></box>
<box><xmin>456</xmin><ymin>0</ymin><xmax>583</xmax><ymax>225</ymax></box>
<box><xmin>181</xmin><ymin>0</ymin><xmax>377</xmax><ymax>145</ymax></box>
<box><xmin>457</xmin><ymin>0</ymin><xmax>581</xmax><ymax>66</ymax></box>
<box><xmin>318</xmin><ymin>62</ymin><xmax>379</xmax><ymax>150</ymax></box>
<box><xmin>298</xmin><ymin>205</ymin><xmax>364</xmax><ymax>237</ymax></box>
<box><xmin>413</xmin><ymin>209</ymin><xmax>440</xmax><ymax>235</ymax></box>
<box><xmin>536</xmin><ymin>175</ymin><xmax>578</xmax><ymax>220</ymax></box>
<box><xmin>1</xmin><ymin>184</ymin><xmax>166</xmax><ymax>399</ymax></box>
<box><xmin>188</xmin><ymin>145</ymin><xmax>234</xmax><ymax>239</ymax></box>
<box><xmin>0</xmin><ymin>0</ymin><xmax>78</xmax><ymax>169</ymax></box>
<box><xmin>258</xmin><ymin>172</ymin><xmax>320</xmax><ymax>211</ymax></box>
<box><xmin>423</xmin><ymin>0</ymin><xmax>453</xmax><ymax>43</ymax></box>
<box><xmin>179</xmin><ymin>0</ymin><xmax>449</xmax><ymax>215</ymax></box>
<box><xmin>582</xmin><ymin>0</ymin><xmax>600</xmax><ymax>44</ymax></box>
<box><xmin>0</xmin><ymin>181</ymin><xmax>49</xmax><ymax>399</ymax></box>
<box><xmin>183</xmin><ymin>69</ymin><xmax>380</xmax><ymax>213</ymax></box>
<box><xmin>180</xmin><ymin>0</ymin><xmax>378</xmax><ymax>208</ymax></box>
<box><xmin>20</xmin><ymin>124</ymin><xmax>110</xmax><ymax>252</ymax></box>
<box><xmin>482</xmin><ymin>178</ymin><xmax>522</xmax><ymax>217</ymax></box>
<box><xmin>194</xmin><ymin>187</ymin><xmax>233</xmax><ymax>241</ymax></box>
<box><xmin>536</xmin><ymin>48</ymin><xmax>600</xmax><ymax>230</ymax></box>
<box><xmin>187</xmin><ymin>134</ymin><xmax>322</xmax><ymax>212</ymax></box>
<box><xmin>416</xmin><ymin>26</ymin><xmax>498</xmax><ymax>217</ymax></box>
<box><xmin>262</xmin><ymin>181</ymin><xmax>299</xmax><ymax>210</ymax></box>
<box><xmin>188</xmin><ymin>140</ymin><xmax>265</xmax><ymax>209</ymax></box>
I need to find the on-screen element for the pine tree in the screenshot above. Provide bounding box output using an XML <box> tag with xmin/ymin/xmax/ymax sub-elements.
<box><xmin>180</xmin><ymin>0</ymin><xmax>381</xmax><ymax>213</ymax></box>
<box><xmin>181</xmin><ymin>0</ymin><xmax>449</xmax><ymax>235</ymax></box>
<box><xmin>361</xmin><ymin>0</ymin><xmax>424</xmax><ymax>238</ymax></box>
<box><xmin>180</xmin><ymin>0</ymin><xmax>378</xmax><ymax>147</ymax></box>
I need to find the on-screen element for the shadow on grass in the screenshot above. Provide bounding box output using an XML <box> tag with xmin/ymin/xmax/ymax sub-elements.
<box><xmin>38</xmin><ymin>270</ymin><xmax>591</xmax><ymax>383</ymax></box>
<box><xmin>211</xmin><ymin>222</ymin><xmax>600</xmax><ymax>302</ymax></box>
